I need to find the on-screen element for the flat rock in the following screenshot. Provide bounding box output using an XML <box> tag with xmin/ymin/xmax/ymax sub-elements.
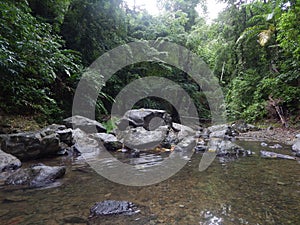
<box><xmin>5</xmin><ymin>163</ymin><xmax>66</xmax><ymax>187</ymax></box>
<box><xmin>63</xmin><ymin>115</ymin><xmax>106</xmax><ymax>133</ymax></box>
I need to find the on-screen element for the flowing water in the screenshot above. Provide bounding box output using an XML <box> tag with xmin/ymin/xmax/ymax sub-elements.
<box><xmin>0</xmin><ymin>141</ymin><xmax>299</xmax><ymax>225</ymax></box>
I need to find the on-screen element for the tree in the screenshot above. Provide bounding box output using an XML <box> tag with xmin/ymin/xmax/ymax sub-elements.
<box><xmin>0</xmin><ymin>0</ymin><xmax>82</xmax><ymax>121</ymax></box>
<box><xmin>61</xmin><ymin>0</ymin><xmax>127</xmax><ymax>65</ymax></box>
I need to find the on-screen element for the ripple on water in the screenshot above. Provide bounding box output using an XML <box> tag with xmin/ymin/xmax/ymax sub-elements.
<box><xmin>0</xmin><ymin>141</ymin><xmax>299</xmax><ymax>224</ymax></box>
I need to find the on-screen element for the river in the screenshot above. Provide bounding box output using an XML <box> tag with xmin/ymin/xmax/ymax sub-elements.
<box><xmin>0</xmin><ymin>141</ymin><xmax>299</xmax><ymax>224</ymax></box>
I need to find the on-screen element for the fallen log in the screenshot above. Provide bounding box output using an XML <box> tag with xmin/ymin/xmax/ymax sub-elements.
<box><xmin>260</xmin><ymin>150</ymin><xmax>296</xmax><ymax>160</ymax></box>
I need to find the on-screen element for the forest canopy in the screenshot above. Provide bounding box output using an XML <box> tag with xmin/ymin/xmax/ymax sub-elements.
<box><xmin>0</xmin><ymin>0</ymin><xmax>299</xmax><ymax>125</ymax></box>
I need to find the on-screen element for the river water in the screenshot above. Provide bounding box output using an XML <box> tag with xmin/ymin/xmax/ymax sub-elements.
<box><xmin>0</xmin><ymin>141</ymin><xmax>299</xmax><ymax>225</ymax></box>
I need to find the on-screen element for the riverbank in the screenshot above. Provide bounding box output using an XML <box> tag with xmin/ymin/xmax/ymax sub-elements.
<box><xmin>1</xmin><ymin>115</ymin><xmax>299</xmax><ymax>146</ymax></box>
<box><xmin>237</xmin><ymin>126</ymin><xmax>299</xmax><ymax>145</ymax></box>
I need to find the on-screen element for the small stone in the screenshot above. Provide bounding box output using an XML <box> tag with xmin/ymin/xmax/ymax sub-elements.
<box><xmin>261</xmin><ymin>142</ymin><xmax>268</xmax><ymax>147</ymax></box>
<box><xmin>179</xmin><ymin>204</ymin><xmax>185</xmax><ymax>208</ymax></box>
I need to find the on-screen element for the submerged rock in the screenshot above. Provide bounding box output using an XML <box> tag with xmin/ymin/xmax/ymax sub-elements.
<box><xmin>63</xmin><ymin>115</ymin><xmax>106</xmax><ymax>133</ymax></box>
<box><xmin>5</xmin><ymin>163</ymin><xmax>66</xmax><ymax>187</ymax></box>
<box><xmin>89</xmin><ymin>200</ymin><xmax>139</xmax><ymax>217</ymax></box>
<box><xmin>0</xmin><ymin>149</ymin><xmax>21</xmax><ymax>172</ymax></box>
<box><xmin>260</xmin><ymin>150</ymin><xmax>296</xmax><ymax>160</ymax></box>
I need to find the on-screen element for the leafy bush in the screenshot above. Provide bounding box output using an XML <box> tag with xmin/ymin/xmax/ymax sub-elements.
<box><xmin>0</xmin><ymin>1</ymin><xmax>81</xmax><ymax>122</ymax></box>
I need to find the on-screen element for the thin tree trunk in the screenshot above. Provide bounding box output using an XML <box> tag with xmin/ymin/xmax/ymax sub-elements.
<box><xmin>268</xmin><ymin>96</ymin><xmax>287</xmax><ymax>127</ymax></box>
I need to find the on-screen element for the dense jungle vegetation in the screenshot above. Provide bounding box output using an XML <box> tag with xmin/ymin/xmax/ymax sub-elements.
<box><xmin>1</xmin><ymin>0</ymin><xmax>299</xmax><ymax>126</ymax></box>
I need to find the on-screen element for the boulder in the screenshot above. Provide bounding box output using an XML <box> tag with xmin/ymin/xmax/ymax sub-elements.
<box><xmin>0</xmin><ymin>131</ymin><xmax>60</xmax><ymax>160</ymax></box>
<box><xmin>63</xmin><ymin>115</ymin><xmax>106</xmax><ymax>133</ymax></box>
<box><xmin>160</xmin><ymin>130</ymin><xmax>179</xmax><ymax>148</ymax></box>
<box><xmin>292</xmin><ymin>135</ymin><xmax>300</xmax><ymax>152</ymax></box>
<box><xmin>260</xmin><ymin>150</ymin><xmax>296</xmax><ymax>160</ymax></box>
<box><xmin>0</xmin><ymin>149</ymin><xmax>21</xmax><ymax>172</ymax></box>
<box><xmin>72</xmin><ymin>129</ymin><xmax>100</xmax><ymax>159</ymax></box>
<box><xmin>231</xmin><ymin>121</ymin><xmax>260</xmax><ymax>133</ymax></box>
<box><xmin>172</xmin><ymin>123</ymin><xmax>195</xmax><ymax>141</ymax></box>
<box><xmin>208</xmin><ymin>138</ymin><xmax>247</xmax><ymax>157</ymax></box>
<box><xmin>117</xmin><ymin>126</ymin><xmax>168</xmax><ymax>150</ymax></box>
<box><xmin>40</xmin><ymin>124</ymin><xmax>73</xmax><ymax>146</ymax></box>
<box><xmin>91</xmin><ymin>133</ymin><xmax>122</xmax><ymax>151</ymax></box>
<box><xmin>116</xmin><ymin>109</ymin><xmax>170</xmax><ymax>131</ymax></box>
<box><xmin>208</xmin><ymin>124</ymin><xmax>237</xmax><ymax>139</ymax></box>
<box><xmin>40</xmin><ymin>124</ymin><xmax>67</xmax><ymax>137</ymax></box>
<box><xmin>174</xmin><ymin>136</ymin><xmax>196</xmax><ymax>152</ymax></box>
<box><xmin>5</xmin><ymin>163</ymin><xmax>66</xmax><ymax>187</ymax></box>
<box><xmin>89</xmin><ymin>200</ymin><xmax>139</xmax><ymax>217</ymax></box>
<box><xmin>56</xmin><ymin>128</ymin><xmax>73</xmax><ymax>145</ymax></box>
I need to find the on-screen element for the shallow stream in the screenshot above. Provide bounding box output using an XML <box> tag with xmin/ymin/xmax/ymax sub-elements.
<box><xmin>0</xmin><ymin>141</ymin><xmax>299</xmax><ymax>224</ymax></box>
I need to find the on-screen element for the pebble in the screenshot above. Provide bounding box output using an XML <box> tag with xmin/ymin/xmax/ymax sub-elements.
<box><xmin>261</xmin><ymin>142</ymin><xmax>268</xmax><ymax>147</ymax></box>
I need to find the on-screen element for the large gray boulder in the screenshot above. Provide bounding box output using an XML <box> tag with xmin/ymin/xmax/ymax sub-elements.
<box><xmin>116</xmin><ymin>109</ymin><xmax>170</xmax><ymax>131</ymax></box>
<box><xmin>0</xmin><ymin>131</ymin><xmax>60</xmax><ymax>160</ymax></box>
<box><xmin>118</xmin><ymin>126</ymin><xmax>169</xmax><ymax>150</ymax></box>
<box><xmin>63</xmin><ymin>115</ymin><xmax>106</xmax><ymax>133</ymax></box>
<box><xmin>0</xmin><ymin>149</ymin><xmax>21</xmax><ymax>172</ymax></box>
<box><xmin>5</xmin><ymin>163</ymin><xmax>66</xmax><ymax>187</ymax></box>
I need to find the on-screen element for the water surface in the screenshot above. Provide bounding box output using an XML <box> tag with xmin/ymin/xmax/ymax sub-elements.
<box><xmin>0</xmin><ymin>141</ymin><xmax>299</xmax><ymax>224</ymax></box>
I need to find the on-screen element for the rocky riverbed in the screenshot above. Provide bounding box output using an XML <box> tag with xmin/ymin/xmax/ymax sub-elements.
<box><xmin>0</xmin><ymin>109</ymin><xmax>299</xmax><ymax>224</ymax></box>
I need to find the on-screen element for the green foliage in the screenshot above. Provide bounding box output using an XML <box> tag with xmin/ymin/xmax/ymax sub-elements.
<box><xmin>101</xmin><ymin>116</ymin><xmax>118</xmax><ymax>133</ymax></box>
<box><xmin>61</xmin><ymin>0</ymin><xmax>127</xmax><ymax>65</ymax></box>
<box><xmin>28</xmin><ymin>0</ymin><xmax>71</xmax><ymax>32</ymax></box>
<box><xmin>0</xmin><ymin>0</ymin><xmax>81</xmax><ymax>122</ymax></box>
<box><xmin>1</xmin><ymin>0</ymin><xmax>299</xmax><ymax>125</ymax></box>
